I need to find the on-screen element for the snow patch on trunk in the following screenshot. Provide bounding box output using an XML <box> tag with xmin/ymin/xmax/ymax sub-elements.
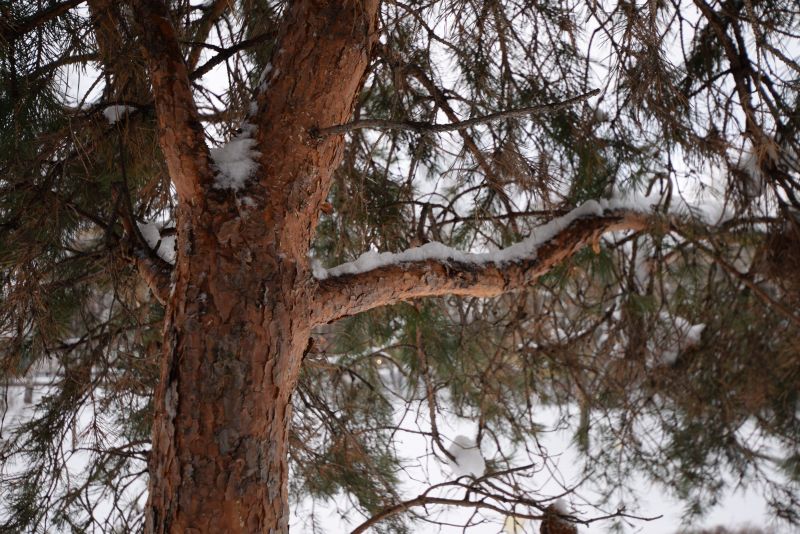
<box><xmin>210</xmin><ymin>124</ymin><xmax>261</xmax><ymax>190</ymax></box>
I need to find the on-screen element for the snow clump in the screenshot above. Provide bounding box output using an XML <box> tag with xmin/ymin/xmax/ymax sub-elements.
<box><xmin>102</xmin><ymin>105</ymin><xmax>135</xmax><ymax>124</ymax></box>
<box><xmin>210</xmin><ymin>124</ymin><xmax>261</xmax><ymax>191</ymax></box>
<box><xmin>446</xmin><ymin>435</ymin><xmax>486</xmax><ymax>478</ymax></box>
<box><xmin>137</xmin><ymin>221</ymin><xmax>177</xmax><ymax>264</ymax></box>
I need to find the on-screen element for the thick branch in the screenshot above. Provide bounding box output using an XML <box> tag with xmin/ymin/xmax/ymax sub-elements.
<box><xmin>313</xmin><ymin>89</ymin><xmax>600</xmax><ymax>137</ymax></box>
<box><xmin>312</xmin><ymin>206</ymin><xmax>648</xmax><ymax>325</ymax></box>
<box><xmin>1</xmin><ymin>0</ymin><xmax>84</xmax><ymax>42</ymax></box>
<box><xmin>25</xmin><ymin>53</ymin><xmax>98</xmax><ymax>81</ymax></box>
<box><xmin>112</xmin><ymin>182</ymin><xmax>173</xmax><ymax>305</ymax></box>
<box><xmin>248</xmin><ymin>0</ymin><xmax>380</xmax><ymax>258</ymax></box>
<box><xmin>131</xmin><ymin>0</ymin><xmax>211</xmax><ymax>202</ymax></box>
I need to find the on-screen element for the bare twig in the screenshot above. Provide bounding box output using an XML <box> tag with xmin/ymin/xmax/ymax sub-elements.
<box><xmin>190</xmin><ymin>32</ymin><xmax>275</xmax><ymax>80</ymax></box>
<box><xmin>349</xmin><ymin>464</ymin><xmax>661</xmax><ymax>534</ymax></box>
<box><xmin>313</xmin><ymin>89</ymin><xmax>601</xmax><ymax>137</ymax></box>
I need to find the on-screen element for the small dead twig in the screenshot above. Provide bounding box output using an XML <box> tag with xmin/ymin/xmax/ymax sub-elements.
<box><xmin>312</xmin><ymin>89</ymin><xmax>601</xmax><ymax>137</ymax></box>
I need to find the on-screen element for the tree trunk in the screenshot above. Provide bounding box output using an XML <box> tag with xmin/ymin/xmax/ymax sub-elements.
<box><xmin>145</xmin><ymin>198</ymin><xmax>314</xmax><ymax>533</ymax></box>
<box><xmin>143</xmin><ymin>1</ymin><xmax>380</xmax><ymax>532</ymax></box>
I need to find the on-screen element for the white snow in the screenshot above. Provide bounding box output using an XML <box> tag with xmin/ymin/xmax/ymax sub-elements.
<box><xmin>735</xmin><ymin>139</ymin><xmax>780</xmax><ymax>199</ymax></box>
<box><xmin>317</xmin><ymin>202</ymin><xmax>601</xmax><ymax>278</ymax></box>
<box><xmin>446</xmin><ymin>435</ymin><xmax>486</xmax><ymax>478</ymax></box>
<box><xmin>257</xmin><ymin>63</ymin><xmax>273</xmax><ymax>88</ymax></box>
<box><xmin>318</xmin><ymin>200</ymin><xmax>633</xmax><ymax>279</ymax></box>
<box><xmin>502</xmin><ymin>515</ymin><xmax>527</xmax><ymax>534</ymax></box>
<box><xmin>551</xmin><ymin>498</ymin><xmax>568</xmax><ymax>513</ymax></box>
<box><xmin>316</xmin><ymin>193</ymin><xmax>735</xmax><ymax>281</ymax></box>
<box><xmin>238</xmin><ymin>196</ymin><xmax>257</xmax><ymax>208</ymax></box>
<box><xmin>258</xmin><ymin>62</ymin><xmax>282</xmax><ymax>92</ymax></box>
<box><xmin>310</xmin><ymin>258</ymin><xmax>328</xmax><ymax>279</ymax></box>
<box><xmin>210</xmin><ymin>124</ymin><xmax>261</xmax><ymax>190</ymax></box>
<box><xmin>137</xmin><ymin>221</ymin><xmax>177</xmax><ymax>264</ymax></box>
<box><xmin>658</xmin><ymin>313</ymin><xmax>706</xmax><ymax>365</ymax></box>
<box><xmin>0</xmin><ymin>381</ymin><xmax>148</xmax><ymax>531</ymax></box>
<box><xmin>102</xmin><ymin>105</ymin><xmax>135</xmax><ymax>124</ymax></box>
<box><xmin>684</xmin><ymin>323</ymin><xmax>705</xmax><ymax>345</ymax></box>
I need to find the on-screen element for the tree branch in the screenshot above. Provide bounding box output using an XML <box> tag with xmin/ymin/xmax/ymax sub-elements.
<box><xmin>189</xmin><ymin>32</ymin><xmax>274</xmax><ymax>81</ymax></box>
<box><xmin>312</xmin><ymin>89</ymin><xmax>600</xmax><ymax>137</ymax></box>
<box><xmin>312</xmin><ymin>204</ymin><xmax>649</xmax><ymax>325</ymax></box>
<box><xmin>1</xmin><ymin>0</ymin><xmax>84</xmax><ymax>42</ymax></box>
<box><xmin>349</xmin><ymin>462</ymin><xmax>661</xmax><ymax>534</ymax></box>
<box><xmin>26</xmin><ymin>53</ymin><xmax>98</xmax><ymax>81</ymax></box>
<box><xmin>349</xmin><ymin>468</ymin><xmax>544</xmax><ymax>534</ymax></box>
<box><xmin>671</xmin><ymin>226</ymin><xmax>800</xmax><ymax>329</ymax></box>
<box><xmin>378</xmin><ymin>46</ymin><xmax>519</xmax><ymax>227</ymax></box>
<box><xmin>111</xmin><ymin>176</ymin><xmax>173</xmax><ymax>306</ymax></box>
<box><xmin>129</xmin><ymin>253</ymin><xmax>172</xmax><ymax>305</ymax></box>
<box><xmin>186</xmin><ymin>0</ymin><xmax>229</xmax><ymax>71</ymax></box>
<box><xmin>131</xmin><ymin>0</ymin><xmax>212</xmax><ymax>202</ymax></box>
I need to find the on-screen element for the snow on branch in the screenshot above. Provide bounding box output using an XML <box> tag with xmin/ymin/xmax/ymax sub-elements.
<box><xmin>317</xmin><ymin>201</ymin><xmax>609</xmax><ymax>279</ymax></box>
<box><xmin>210</xmin><ymin>124</ymin><xmax>261</xmax><ymax>190</ymax></box>
<box><xmin>102</xmin><ymin>105</ymin><xmax>136</xmax><ymax>125</ymax></box>
<box><xmin>312</xmin><ymin>201</ymin><xmax>650</xmax><ymax>325</ymax></box>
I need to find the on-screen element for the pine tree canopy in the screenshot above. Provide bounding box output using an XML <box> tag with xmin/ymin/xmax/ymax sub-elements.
<box><xmin>1</xmin><ymin>0</ymin><xmax>799</xmax><ymax>532</ymax></box>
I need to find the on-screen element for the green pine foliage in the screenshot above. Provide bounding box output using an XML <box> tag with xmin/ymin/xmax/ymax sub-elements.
<box><xmin>1</xmin><ymin>0</ymin><xmax>799</xmax><ymax>532</ymax></box>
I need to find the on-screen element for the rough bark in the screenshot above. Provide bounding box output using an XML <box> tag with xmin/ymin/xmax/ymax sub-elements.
<box><xmin>313</xmin><ymin>212</ymin><xmax>648</xmax><ymax>324</ymax></box>
<box><xmin>141</xmin><ymin>1</ymin><xmax>380</xmax><ymax>532</ymax></box>
<box><xmin>251</xmin><ymin>0</ymin><xmax>379</xmax><ymax>260</ymax></box>
<box><xmin>133</xmin><ymin>0</ymin><xmax>212</xmax><ymax>203</ymax></box>
<box><xmin>145</xmin><ymin>201</ymin><xmax>314</xmax><ymax>533</ymax></box>
<box><xmin>135</xmin><ymin>1</ymin><xmax>644</xmax><ymax>532</ymax></box>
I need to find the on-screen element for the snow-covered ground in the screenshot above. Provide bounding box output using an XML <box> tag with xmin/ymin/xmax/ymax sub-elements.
<box><xmin>0</xmin><ymin>380</ymin><xmax>148</xmax><ymax>533</ymax></box>
<box><xmin>2</xmin><ymin>378</ymin><xmax>777</xmax><ymax>533</ymax></box>
<box><xmin>288</xmin><ymin>377</ymin><xmax>776</xmax><ymax>534</ymax></box>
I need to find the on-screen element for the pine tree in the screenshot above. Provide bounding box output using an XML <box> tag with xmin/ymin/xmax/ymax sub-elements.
<box><xmin>1</xmin><ymin>1</ymin><xmax>799</xmax><ymax>532</ymax></box>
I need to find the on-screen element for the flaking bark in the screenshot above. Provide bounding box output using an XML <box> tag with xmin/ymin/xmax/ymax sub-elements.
<box><xmin>142</xmin><ymin>1</ymin><xmax>380</xmax><ymax>532</ymax></box>
<box><xmin>137</xmin><ymin>2</ymin><xmax>646</xmax><ymax>532</ymax></box>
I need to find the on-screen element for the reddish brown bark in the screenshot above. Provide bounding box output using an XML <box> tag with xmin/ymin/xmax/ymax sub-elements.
<box><xmin>133</xmin><ymin>0</ymin><xmax>212</xmax><ymax>203</ymax></box>
<box><xmin>145</xmin><ymin>202</ymin><xmax>314</xmax><ymax>533</ymax></box>
<box><xmin>251</xmin><ymin>0</ymin><xmax>379</xmax><ymax>260</ymax></box>
<box><xmin>313</xmin><ymin>212</ymin><xmax>648</xmax><ymax>324</ymax></box>
<box><xmin>132</xmin><ymin>2</ymin><xmax>647</xmax><ymax>532</ymax></box>
<box><xmin>141</xmin><ymin>1</ymin><xmax>380</xmax><ymax>532</ymax></box>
